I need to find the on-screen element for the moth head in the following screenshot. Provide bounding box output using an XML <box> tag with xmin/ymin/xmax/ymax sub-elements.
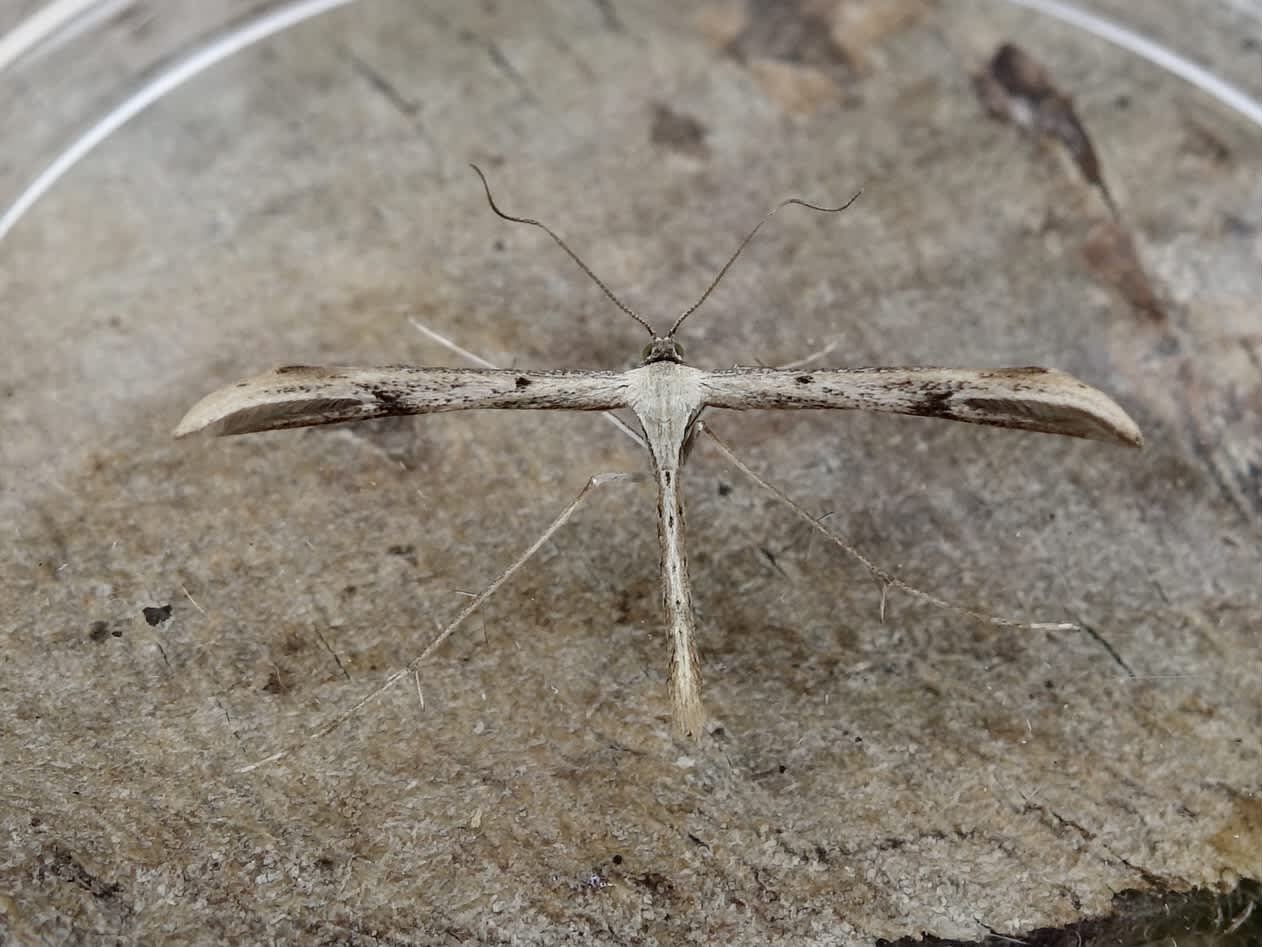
<box><xmin>642</xmin><ymin>337</ymin><xmax>685</xmax><ymax>364</ymax></box>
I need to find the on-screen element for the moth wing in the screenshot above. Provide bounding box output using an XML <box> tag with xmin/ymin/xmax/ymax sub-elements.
<box><xmin>700</xmin><ymin>366</ymin><xmax>1141</xmax><ymax>447</ymax></box>
<box><xmin>175</xmin><ymin>366</ymin><xmax>630</xmax><ymax>437</ymax></box>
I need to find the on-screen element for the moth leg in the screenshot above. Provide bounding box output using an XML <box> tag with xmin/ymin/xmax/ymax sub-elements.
<box><xmin>240</xmin><ymin>471</ymin><xmax>638</xmax><ymax>772</ymax></box>
<box><xmin>772</xmin><ymin>337</ymin><xmax>841</xmax><ymax>371</ymax></box>
<box><xmin>695</xmin><ymin>421</ymin><xmax>1077</xmax><ymax>633</ymax></box>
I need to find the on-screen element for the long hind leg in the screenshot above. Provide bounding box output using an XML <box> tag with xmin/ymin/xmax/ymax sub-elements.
<box><xmin>696</xmin><ymin>422</ymin><xmax>1077</xmax><ymax>633</ymax></box>
<box><xmin>240</xmin><ymin>471</ymin><xmax>638</xmax><ymax>772</ymax></box>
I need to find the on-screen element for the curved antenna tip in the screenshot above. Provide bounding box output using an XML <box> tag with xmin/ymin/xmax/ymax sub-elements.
<box><xmin>467</xmin><ymin>165</ymin><xmax>657</xmax><ymax>338</ymax></box>
<box><xmin>668</xmin><ymin>186</ymin><xmax>864</xmax><ymax>338</ymax></box>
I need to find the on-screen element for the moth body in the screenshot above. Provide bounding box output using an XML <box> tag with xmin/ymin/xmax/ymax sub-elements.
<box><xmin>174</xmin><ymin>171</ymin><xmax>1143</xmax><ymax>766</ymax></box>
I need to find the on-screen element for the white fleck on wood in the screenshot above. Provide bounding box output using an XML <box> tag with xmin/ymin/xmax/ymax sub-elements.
<box><xmin>174</xmin><ymin>170</ymin><xmax>1143</xmax><ymax>762</ymax></box>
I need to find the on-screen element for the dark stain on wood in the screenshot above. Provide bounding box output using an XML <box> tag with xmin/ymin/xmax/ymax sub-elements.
<box><xmin>974</xmin><ymin>42</ymin><xmax>1115</xmax><ymax>217</ymax></box>
<box><xmin>1081</xmin><ymin>221</ymin><xmax>1167</xmax><ymax>322</ymax></box>
<box><xmin>142</xmin><ymin>604</ymin><xmax>172</xmax><ymax>626</ymax></box>
<box><xmin>650</xmin><ymin>103</ymin><xmax>710</xmax><ymax>159</ymax></box>
<box><xmin>726</xmin><ymin>0</ymin><xmax>850</xmax><ymax>73</ymax></box>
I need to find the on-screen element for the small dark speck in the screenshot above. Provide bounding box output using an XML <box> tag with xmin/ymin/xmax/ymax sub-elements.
<box><xmin>612</xmin><ymin>854</ymin><xmax>623</xmax><ymax>865</ymax></box>
<box><xmin>663</xmin><ymin>470</ymin><xmax>672</xmax><ymax>486</ymax></box>
<box><xmin>1115</xmin><ymin>94</ymin><xmax>1131</xmax><ymax>109</ymax></box>
<box><xmin>263</xmin><ymin>669</ymin><xmax>288</xmax><ymax>695</ymax></box>
<box><xmin>778</xmin><ymin>764</ymin><xmax>787</xmax><ymax>774</ymax></box>
<box><xmin>1243</xmin><ymin>36</ymin><xmax>1258</xmax><ymax>52</ymax></box>
<box><xmin>142</xmin><ymin>604</ymin><xmax>172</xmax><ymax>626</ymax></box>
<box><xmin>89</xmin><ymin>621</ymin><xmax>110</xmax><ymax>642</ymax></box>
<box><xmin>687</xmin><ymin>832</ymin><xmax>709</xmax><ymax>848</ymax></box>
<box><xmin>636</xmin><ymin>871</ymin><xmax>672</xmax><ymax>895</ymax></box>
<box><xmin>387</xmin><ymin>544</ymin><xmax>417</xmax><ymax>566</ymax></box>
<box><xmin>795</xmin><ymin>374</ymin><xmax>814</xmax><ymax>384</ymax></box>
<box><xmin>515</xmin><ymin>376</ymin><xmax>532</xmax><ymax>389</ymax></box>
<box><xmin>649</xmin><ymin>103</ymin><xmax>709</xmax><ymax>159</ymax></box>
<box><xmin>1223</xmin><ymin>213</ymin><xmax>1254</xmax><ymax>238</ymax></box>
<box><xmin>717</xmin><ymin>481</ymin><xmax>732</xmax><ymax>497</ymax></box>
<box><xmin>493</xmin><ymin>238</ymin><xmax>506</xmax><ymax>252</ymax></box>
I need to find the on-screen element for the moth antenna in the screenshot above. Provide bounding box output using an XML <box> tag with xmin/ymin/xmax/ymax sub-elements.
<box><xmin>470</xmin><ymin>164</ymin><xmax>656</xmax><ymax>337</ymax></box>
<box><xmin>668</xmin><ymin>189</ymin><xmax>863</xmax><ymax>338</ymax></box>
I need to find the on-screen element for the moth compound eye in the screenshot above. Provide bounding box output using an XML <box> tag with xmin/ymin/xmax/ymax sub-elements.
<box><xmin>642</xmin><ymin>343</ymin><xmax>655</xmax><ymax>359</ymax></box>
<box><xmin>673</xmin><ymin>341</ymin><xmax>685</xmax><ymax>358</ymax></box>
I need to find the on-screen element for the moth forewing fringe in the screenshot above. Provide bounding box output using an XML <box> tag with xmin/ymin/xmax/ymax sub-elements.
<box><xmin>175</xmin><ymin>169</ymin><xmax>1142</xmax><ymax>764</ymax></box>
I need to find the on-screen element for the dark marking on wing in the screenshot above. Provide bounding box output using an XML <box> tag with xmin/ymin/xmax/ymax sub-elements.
<box><xmin>960</xmin><ymin>397</ymin><xmax>1033</xmax><ymax>417</ymax></box>
<box><xmin>218</xmin><ymin>398</ymin><xmax>367</xmax><ymax>435</ymax></box>
<box><xmin>795</xmin><ymin>374</ymin><xmax>814</xmax><ymax>384</ymax></box>
<box><xmin>903</xmin><ymin>387</ymin><xmax>954</xmax><ymax>418</ymax></box>
<box><xmin>961</xmin><ymin>396</ymin><xmax>1096</xmax><ymax>435</ymax></box>
<box><xmin>981</xmin><ymin>367</ymin><xmax>1050</xmax><ymax>378</ymax></box>
<box><xmin>370</xmin><ymin>386</ymin><xmax>404</xmax><ymax>406</ymax></box>
<box><xmin>515</xmin><ymin>376</ymin><xmax>532</xmax><ymax>389</ymax></box>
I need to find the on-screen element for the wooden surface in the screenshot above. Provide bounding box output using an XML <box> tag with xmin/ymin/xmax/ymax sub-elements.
<box><xmin>2</xmin><ymin>1</ymin><xmax>1260</xmax><ymax>943</ymax></box>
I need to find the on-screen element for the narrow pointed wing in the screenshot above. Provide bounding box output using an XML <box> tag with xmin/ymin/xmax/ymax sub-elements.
<box><xmin>700</xmin><ymin>366</ymin><xmax>1142</xmax><ymax>447</ymax></box>
<box><xmin>174</xmin><ymin>366</ymin><xmax>631</xmax><ymax>438</ymax></box>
